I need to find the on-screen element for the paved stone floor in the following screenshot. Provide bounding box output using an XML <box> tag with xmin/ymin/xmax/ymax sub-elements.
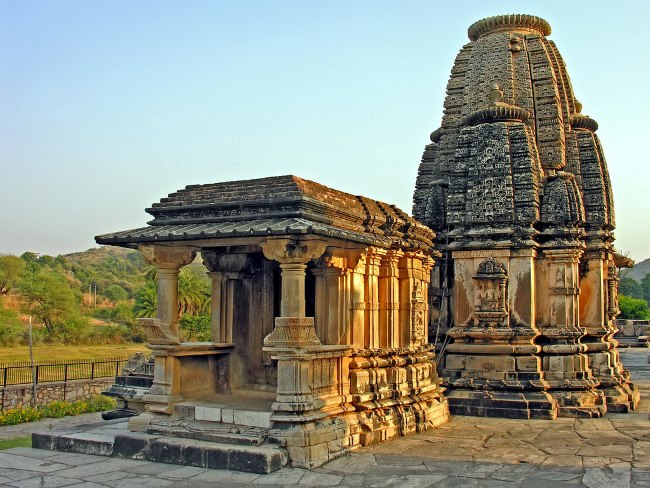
<box><xmin>1</xmin><ymin>348</ymin><xmax>648</xmax><ymax>487</ymax></box>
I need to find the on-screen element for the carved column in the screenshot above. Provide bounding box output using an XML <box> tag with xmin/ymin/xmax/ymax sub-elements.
<box><xmin>261</xmin><ymin>237</ymin><xmax>353</xmax><ymax>436</ymax></box>
<box><xmin>538</xmin><ymin>247</ymin><xmax>604</xmax><ymax>417</ymax></box>
<box><xmin>349</xmin><ymin>253</ymin><xmax>367</xmax><ymax>348</ymax></box>
<box><xmin>139</xmin><ymin>245</ymin><xmax>197</xmax><ymax>342</ymax></box>
<box><xmin>398</xmin><ymin>252</ymin><xmax>429</xmax><ymax>347</ymax></box>
<box><xmin>136</xmin><ymin>245</ymin><xmax>197</xmax><ymax>415</ymax></box>
<box><xmin>313</xmin><ymin>254</ymin><xmax>347</xmax><ymax>345</ymax></box>
<box><xmin>203</xmin><ymin>251</ymin><xmax>249</xmax><ymax>344</ymax></box>
<box><xmin>364</xmin><ymin>248</ymin><xmax>384</xmax><ymax>349</ymax></box>
<box><xmin>206</xmin><ymin>271</ymin><xmax>225</xmax><ymax>341</ymax></box>
<box><xmin>379</xmin><ymin>250</ymin><xmax>403</xmax><ymax>348</ymax></box>
<box><xmin>260</xmin><ymin>238</ymin><xmax>327</xmax><ymax>347</ymax></box>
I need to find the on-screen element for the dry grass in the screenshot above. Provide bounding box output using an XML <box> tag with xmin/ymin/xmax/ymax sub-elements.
<box><xmin>0</xmin><ymin>343</ymin><xmax>149</xmax><ymax>364</ymax></box>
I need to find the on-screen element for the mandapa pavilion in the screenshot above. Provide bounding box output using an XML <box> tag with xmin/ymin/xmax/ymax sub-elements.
<box><xmin>96</xmin><ymin>175</ymin><xmax>450</xmax><ymax>470</ymax></box>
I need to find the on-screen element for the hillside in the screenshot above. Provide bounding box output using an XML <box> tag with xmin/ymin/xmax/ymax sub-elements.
<box><xmin>627</xmin><ymin>257</ymin><xmax>650</xmax><ymax>282</ymax></box>
<box><xmin>64</xmin><ymin>246</ymin><xmax>137</xmax><ymax>266</ymax></box>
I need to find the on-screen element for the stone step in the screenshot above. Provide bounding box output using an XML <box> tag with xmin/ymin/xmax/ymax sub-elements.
<box><xmin>194</xmin><ymin>404</ymin><xmax>273</xmax><ymax>428</ymax></box>
<box><xmin>32</xmin><ymin>423</ymin><xmax>286</xmax><ymax>474</ymax></box>
<box><xmin>117</xmin><ymin>433</ymin><xmax>286</xmax><ymax>473</ymax></box>
<box><xmin>146</xmin><ymin>418</ymin><xmax>270</xmax><ymax>446</ymax></box>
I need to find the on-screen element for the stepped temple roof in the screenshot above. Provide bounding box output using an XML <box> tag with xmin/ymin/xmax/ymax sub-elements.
<box><xmin>413</xmin><ymin>13</ymin><xmax>615</xmax><ymax>250</ymax></box>
<box><xmin>96</xmin><ymin>175</ymin><xmax>435</xmax><ymax>251</ymax></box>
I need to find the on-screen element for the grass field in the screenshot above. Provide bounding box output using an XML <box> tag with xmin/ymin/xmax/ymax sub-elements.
<box><xmin>0</xmin><ymin>437</ymin><xmax>31</xmax><ymax>450</ymax></box>
<box><xmin>0</xmin><ymin>343</ymin><xmax>149</xmax><ymax>364</ymax></box>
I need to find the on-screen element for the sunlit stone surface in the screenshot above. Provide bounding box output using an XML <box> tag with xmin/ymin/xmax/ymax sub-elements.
<box><xmin>413</xmin><ymin>14</ymin><xmax>639</xmax><ymax>418</ymax></box>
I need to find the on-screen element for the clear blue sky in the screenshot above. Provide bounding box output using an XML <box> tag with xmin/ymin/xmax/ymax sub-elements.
<box><xmin>2</xmin><ymin>1</ymin><xmax>649</xmax><ymax>261</ymax></box>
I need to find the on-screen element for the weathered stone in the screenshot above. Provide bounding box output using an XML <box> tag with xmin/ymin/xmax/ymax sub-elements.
<box><xmin>94</xmin><ymin>174</ymin><xmax>450</xmax><ymax>469</ymax></box>
<box><xmin>414</xmin><ymin>13</ymin><xmax>638</xmax><ymax>419</ymax></box>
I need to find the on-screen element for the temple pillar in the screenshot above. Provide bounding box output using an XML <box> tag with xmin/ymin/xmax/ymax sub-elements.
<box><xmin>537</xmin><ymin>248</ymin><xmax>604</xmax><ymax>417</ymax></box>
<box><xmin>379</xmin><ymin>250</ymin><xmax>403</xmax><ymax>348</ymax></box>
<box><xmin>313</xmin><ymin>255</ymin><xmax>347</xmax><ymax>345</ymax></box>
<box><xmin>261</xmin><ymin>238</ymin><xmax>353</xmax><ymax>468</ymax></box>
<box><xmin>398</xmin><ymin>252</ymin><xmax>429</xmax><ymax>347</ymax></box>
<box><xmin>139</xmin><ymin>245</ymin><xmax>197</xmax><ymax>342</ymax></box>
<box><xmin>207</xmin><ymin>271</ymin><xmax>225</xmax><ymax>342</ymax></box>
<box><xmin>580</xmin><ymin>251</ymin><xmax>640</xmax><ymax>411</ymax></box>
<box><xmin>364</xmin><ymin>248</ymin><xmax>384</xmax><ymax>349</ymax></box>
<box><xmin>130</xmin><ymin>244</ymin><xmax>233</xmax><ymax>428</ymax></box>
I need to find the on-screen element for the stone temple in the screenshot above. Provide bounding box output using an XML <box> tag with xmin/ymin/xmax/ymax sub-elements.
<box><xmin>413</xmin><ymin>14</ymin><xmax>639</xmax><ymax>418</ymax></box>
<box><xmin>91</xmin><ymin>14</ymin><xmax>638</xmax><ymax>472</ymax></box>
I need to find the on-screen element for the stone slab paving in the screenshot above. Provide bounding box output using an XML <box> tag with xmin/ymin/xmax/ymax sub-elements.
<box><xmin>0</xmin><ymin>348</ymin><xmax>648</xmax><ymax>487</ymax></box>
<box><xmin>0</xmin><ymin>412</ymin><xmax>105</xmax><ymax>441</ymax></box>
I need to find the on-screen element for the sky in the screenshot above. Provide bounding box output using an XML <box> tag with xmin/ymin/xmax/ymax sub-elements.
<box><xmin>1</xmin><ymin>0</ymin><xmax>649</xmax><ymax>262</ymax></box>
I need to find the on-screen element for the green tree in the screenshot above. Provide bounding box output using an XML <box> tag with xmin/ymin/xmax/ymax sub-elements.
<box><xmin>178</xmin><ymin>269</ymin><xmax>210</xmax><ymax>316</ymax></box>
<box><xmin>641</xmin><ymin>273</ymin><xmax>650</xmax><ymax>304</ymax></box>
<box><xmin>618</xmin><ymin>295</ymin><xmax>650</xmax><ymax>320</ymax></box>
<box><xmin>179</xmin><ymin>314</ymin><xmax>211</xmax><ymax>341</ymax></box>
<box><xmin>19</xmin><ymin>269</ymin><xmax>80</xmax><ymax>333</ymax></box>
<box><xmin>105</xmin><ymin>284</ymin><xmax>128</xmax><ymax>304</ymax></box>
<box><xmin>0</xmin><ymin>306</ymin><xmax>24</xmax><ymax>346</ymax></box>
<box><xmin>0</xmin><ymin>255</ymin><xmax>25</xmax><ymax>295</ymax></box>
<box><xmin>619</xmin><ymin>277</ymin><xmax>644</xmax><ymax>299</ymax></box>
<box><xmin>133</xmin><ymin>281</ymin><xmax>157</xmax><ymax>318</ymax></box>
<box><xmin>134</xmin><ymin>267</ymin><xmax>210</xmax><ymax>318</ymax></box>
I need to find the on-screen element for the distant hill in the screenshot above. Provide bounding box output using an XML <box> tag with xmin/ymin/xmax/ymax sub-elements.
<box><xmin>63</xmin><ymin>246</ymin><xmax>208</xmax><ymax>294</ymax></box>
<box><xmin>64</xmin><ymin>246</ymin><xmax>137</xmax><ymax>266</ymax></box>
<box><xmin>627</xmin><ymin>257</ymin><xmax>650</xmax><ymax>282</ymax></box>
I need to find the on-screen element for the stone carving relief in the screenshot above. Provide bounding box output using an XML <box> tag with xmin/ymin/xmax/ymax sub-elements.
<box><xmin>411</xmin><ymin>281</ymin><xmax>426</xmax><ymax>343</ymax></box>
<box><xmin>607</xmin><ymin>262</ymin><xmax>619</xmax><ymax>320</ymax></box>
<box><xmin>471</xmin><ymin>257</ymin><xmax>508</xmax><ymax>327</ymax></box>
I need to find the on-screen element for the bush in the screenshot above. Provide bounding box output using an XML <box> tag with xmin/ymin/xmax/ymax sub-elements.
<box><xmin>179</xmin><ymin>314</ymin><xmax>211</xmax><ymax>341</ymax></box>
<box><xmin>0</xmin><ymin>308</ymin><xmax>24</xmax><ymax>346</ymax></box>
<box><xmin>619</xmin><ymin>295</ymin><xmax>650</xmax><ymax>320</ymax></box>
<box><xmin>0</xmin><ymin>396</ymin><xmax>116</xmax><ymax>426</ymax></box>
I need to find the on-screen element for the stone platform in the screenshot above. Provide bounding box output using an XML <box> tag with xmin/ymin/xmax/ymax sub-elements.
<box><xmin>19</xmin><ymin>348</ymin><xmax>647</xmax><ymax>485</ymax></box>
<box><xmin>31</xmin><ymin>418</ymin><xmax>286</xmax><ymax>474</ymax></box>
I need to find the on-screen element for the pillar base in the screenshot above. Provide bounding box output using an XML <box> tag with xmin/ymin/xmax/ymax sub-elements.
<box><xmin>600</xmin><ymin>384</ymin><xmax>641</xmax><ymax>413</ymax></box>
<box><xmin>445</xmin><ymin>389</ymin><xmax>558</xmax><ymax>419</ymax></box>
<box><xmin>548</xmin><ymin>389</ymin><xmax>606</xmax><ymax>418</ymax></box>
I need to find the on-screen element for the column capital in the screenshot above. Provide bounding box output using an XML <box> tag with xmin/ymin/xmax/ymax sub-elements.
<box><xmin>202</xmin><ymin>250</ymin><xmax>249</xmax><ymax>273</ymax></box>
<box><xmin>260</xmin><ymin>238</ymin><xmax>327</xmax><ymax>265</ymax></box>
<box><xmin>139</xmin><ymin>245</ymin><xmax>197</xmax><ymax>269</ymax></box>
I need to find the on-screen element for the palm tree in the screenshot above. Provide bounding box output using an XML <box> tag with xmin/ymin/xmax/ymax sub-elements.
<box><xmin>133</xmin><ymin>281</ymin><xmax>157</xmax><ymax>318</ymax></box>
<box><xmin>133</xmin><ymin>267</ymin><xmax>210</xmax><ymax>318</ymax></box>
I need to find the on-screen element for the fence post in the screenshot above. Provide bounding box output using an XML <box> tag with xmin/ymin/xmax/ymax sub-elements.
<box><xmin>91</xmin><ymin>362</ymin><xmax>95</xmax><ymax>380</ymax></box>
<box><xmin>35</xmin><ymin>365</ymin><xmax>39</xmax><ymax>384</ymax></box>
<box><xmin>64</xmin><ymin>364</ymin><xmax>68</xmax><ymax>382</ymax></box>
<box><xmin>115</xmin><ymin>360</ymin><xmax>120</xmax><ymax>376</ymax></box>
<box><xmin>2</xmin><ymin>367</ymin><xmax>6</xmax><ymax>388</ymax></box>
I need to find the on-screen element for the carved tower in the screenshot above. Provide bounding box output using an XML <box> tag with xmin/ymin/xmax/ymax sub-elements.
<box><xmin>413</xmin><ymin>14</ymin><xmax>639</xmax><ymax>418</ymax></box>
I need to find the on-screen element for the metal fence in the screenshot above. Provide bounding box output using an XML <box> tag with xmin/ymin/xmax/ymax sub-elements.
<box><xmin>0</xmin><ymin>357</ymin><xmax>129</xmax><ymax>387</ymax></box>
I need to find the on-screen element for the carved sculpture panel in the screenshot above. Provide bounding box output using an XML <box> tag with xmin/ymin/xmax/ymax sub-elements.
<box><xmin>471</xmin><ymin>257</ymin><xmax>508</xmax><ymax>327</ymax></box>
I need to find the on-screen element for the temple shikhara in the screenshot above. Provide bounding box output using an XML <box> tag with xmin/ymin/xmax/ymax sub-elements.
<box><xmin>412</xmin><ymin>14</ymin><xmax>638</xmax><ymax>419</ymax></box>
<box><xmin>89</xmin><ymin>14</ymin><xmax>638</xmax><ymax>473</ymax></box>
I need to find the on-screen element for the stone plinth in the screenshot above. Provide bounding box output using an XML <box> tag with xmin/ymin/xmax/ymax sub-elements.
<box><xmin>133</xmin><ymin>343</ymin><xmax>234</xmax><ymax>418</ymax></box>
